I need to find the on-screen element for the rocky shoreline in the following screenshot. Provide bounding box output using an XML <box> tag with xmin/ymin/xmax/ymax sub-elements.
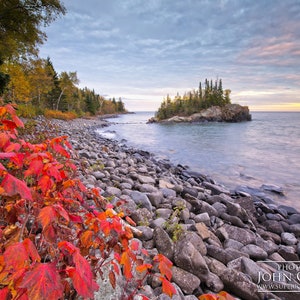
<box><xmin>48</xmin><ymin>117</ymin><xmax>300</xmax><ymax>300</ymax></box>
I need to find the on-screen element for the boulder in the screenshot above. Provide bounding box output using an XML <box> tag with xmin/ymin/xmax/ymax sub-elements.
<box><xmin>153</xmin><ymin>227</ymin><xmax>174</xmax><ymax>261</ymax></box>
<box><xmin>221</xmin><ymin>104</ymin><xmax>252</xmax><ymax>122</ymax></box>
<box><xmin>174</xmin><ymin>240</ymin><xmax>209</xmax><ymax>281</ymax></box>
<box><xmin>171</xmin><ymin>266</ymin><xmax>201</xmax><ymax>294</ymax></box>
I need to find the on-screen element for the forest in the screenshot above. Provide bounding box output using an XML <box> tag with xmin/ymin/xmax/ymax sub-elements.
<box><xmin>155</xmin><ymin>78</ymin><xmax>231</xmax><ymax>120</ymax></box>
<box><xmin>0</xmin><ymin>0</ymin><xmax>126</xmax><ymax>119</ymax></box>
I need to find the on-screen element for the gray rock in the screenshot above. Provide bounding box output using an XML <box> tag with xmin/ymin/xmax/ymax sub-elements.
<box><xmin>202</xmin><ymin>182</ymin><xmax>230</xmax><ymax>195</ymax></box>
<box><xmin>207</xmin><ymin>245</ymin><xmax>248</xmax><ymax>264</ymax></box>
<box><xmin>182</xmin><ymin>187</ymin><xmax>199</xmax><ymax>198</ymax></box>
<box><xmin>130</xmin><ymin>191</ymin><xmax>153</xmax><ymax>211</ymax></box>
<box><xmin>220</xmin><ymin>268</ymin><xmax>260</xmax><ymax>300</ymax></box>
<box><xmin>278</xmin><ymin>245</ymin><xmax>299</xmax><ymax>261</ymax></box>
<box><xmin>278</xmin><ymin>205</ymin><xmax>299</xmax><ymax>215</ymax></box>
<box><xmin>106</xmin><ymin>186</ymin><xmax>122</xmax><ymax>197</ymax></box>
<box><xmin>131</xmin><ymin>208</ymin><xmax>153</xmax><ymax>226</ymax></box>
<box><xmin>148</xmin><ymin>191</ymin><xmax>163</xmax><ymax>207</ymax></box>
<box><xmin>137</xmin><ymin>174</ymin><xmax>156</xmax><ymax>184</ymax></box>
<box><xmin>92</xmin><ymin>171</ymin><xmax>106</xmax><ymax>180</ymax></box>
<box><xmin>205</xmin><ymin>272</ymin><xmax>224</xmax><ymax>293</ymax></box>
<box><xmin>179</xmin><ymin>231</ymin><xmax>207</xmax><ymax>256</ymax></box>
<box><xmin>161</xmin><ymin>188</ymin><xmax>177</xmax><ymax>198</ymax></box>
<box><xmin>222</xmin><ymin>224</ymin><xmax>256</xmax><ymax>245</ymax></box>
<box><xmin>171</xmin><ymin>266</ymin><xmax>201</xmax><ymax>294</ymax></box>
<box><xmin>220</xmin><ymin>213</ymin><xmax>246</xmax><ymax>228</ymax></box>
<box><xmin>241</xmin><ymin>257</ymin><xmax>269</xmax><ymax>284</ymax></box>
<box><xmin>139</xmin><ymin>184</ymin><xmax>158</xmax><ymax>193</ymax></box>
<box><xmin>281</xmin><ymin>232</ymin><xmax>298</xmax><ymax>245</ymax></box>
<box><xmin>199</xmin><ymin>201</ymin><xmax>219</xmax><ymax>217</ymax></box>
<box><xmin>288</xmin><ymin>214</ymin><xmax>300</xmax><ymax>224</ymax></box>
<box><xmin>159</xmin><ymin>179</ymin><xmax>175</xmax><ymax>189</ymax></box>
<box><xmin>289</xmin><ymin>224</ymin><xmax>300</xmax><ymax>237</ymax></box>
<box><xmin>156</xmin><ymin>208</ymin><xmax>173</xmax><ymax>220</ymax></box>
<box><xmin>212</xmin><ymin>202</ymin><xmax>227</xmax><ymax>215</ymax></box>
<box><xmin>150</xmin><ymin>217</ymin><xmax>166</xmax><ymax>229</ymax></box>
<box><xmin>224</xmin><ymin>239</ymin><xmax>244</xmax><ymax>250</ymax></box>
<box><xmin>205</xmin><ymin>257</ymin><xmax>227</xmax><ymax>276</ymax></box>
<box><xmin>153</xmin><ymin>227</ymin><xmax>174</xmax><ymax>261</ymax></box>
<box><xmin>195</xmin><ymin>222</ymin><xmax>211</xmax><ymax>240</ymax></box>
<box><xmin>174</xmin><ymin>240</ymin><xmax>209</xmax><ymax>281</ymax></box>
<box><xmin>194</xmin><ymin>213</ymin><xmax>210</xmax><ymax>226</ymax></box>
<box><xmin>241</xmin><ymin>244</ymin><xmax>268</xmax><ymax>260</ymax></box>
<box><xmin>255</xmin><ymin>236</ymin><xmax>279</xmax><ymax>255</ymax></box>
<box><xmin>263</xmin><ymin>220</ymin><xmax>284</xmax><ymax>235</ymax></box>
<box><xmin>136</xmin><ymin>226</ymin><xmax>153</xmax><ymax>241</ymax></box>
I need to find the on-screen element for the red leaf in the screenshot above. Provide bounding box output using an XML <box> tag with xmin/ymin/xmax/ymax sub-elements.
<box><xmin>0</xmin><ymin>132</ymin><xmax>10</xmax><ymax>148</ymax></box>
<box><xmin>38</xmin><ymin>206</ymin><xmax>58</xmax><ymax>229</ymax></box>
<box><xmin>0</xmin><ymin>162</ymin><xmax>6</xmax><ymax>171</ymax></box>
<box><xmin>80</xmin><ymin>230</ymin><xmax>93</xmax><ymax>248</ymax></box>
<box><xmin>19</xmin><ymin>263</ymin><xmax>63</xmax><ymax>300</ymax></box>
<box><xmin>125</xmin><ymin>216</ymin><xmax>136</xmax><ymax>226</ymax></box>
<box><xmin>23</xmin><ymin>238</ymin><xmax>41</xmax><ymax>263</ymax></box>
<box><xmin>12</xmin><ymin>114</ymin><xmax>24</xmax><ymax>128</ymax></box>
<box><xmin>4</xmin><ymin>142</ymin><xmax>21</xmax><ymax>152</ymax></box>
<box><xmin>69</xmin><ymin>214</ymin><xmax>83</xmax><ymax>223</ymax></box>
<box><xmin>154</xmin><ymin>254</ymin><xmax>173</xmax><ymax>281</ymax></box>
<box><xmin>0</xmin><ymin>287</ymin><xmax>9</xmax><ymax>299</ymax></box>
<box><xmin>120</xmin><ymin>251</ymin><xmax>132</xmax><ymax>279</ymax></box>
<box><xmin>136</xmin><ymin>264</ymin><xmax>152</xmax><ymax>273</ymax></box>
<box><xmin>1</xmin><ymin>174</ymin><xmax>32</xmax><ymax>200</ymax></box>
<box><xmin>161</xmin><ymin>277</ymin><xmax>176</xmax><ymax>297</ymax></box>
<box><xmin>24</xmin><ymin>159</ymin><xmax>44</xmax><ymax>178</ymax></box>
<box><xmin>0</xmin><ymin>152</ymin><xmax>16</xmax><ymax>159</ymax></box>
<box><xmin>130</xmin><ymin>240</ymin><xmax>139</xmax><ymax>251</ymax></box>
<box><xmin>54</xmin><ymin>204</ymin><xmax>69</xmax><ymax>222</ymax></box>
<box><xmin>38</xmin><ymin>175</ymin><xmax>54</xmax><ymax>194</ymax></box>
<box><xmin>109</xmin><ymin>270</ymin><xmax>116</xmax><ymax>289</ymax></box>
<box><xmin>2</xmin><ymin>120</ymin><xmax>17</xmax><ymax>131</ymax></box>
<box><xmin>3</xmin><ymin>242</ymin><xmax>29</xmax><ymax>271</ymax></box>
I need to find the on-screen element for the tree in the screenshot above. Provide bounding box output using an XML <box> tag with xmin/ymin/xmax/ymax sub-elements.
<box><xmin>0</xmin><ymin>0</ymin><xmax>66</xmax><ymax>95</ymax></box>
<box><xmin>0</xmin><ymin>0</ymin><xmax>66</xmax><ymax>60</ymax></box>
<box><xmin>27</xmin><ymin>58</ymin><xmax>55</xmax><ymax>106</ymax></box>
<box><xmin>56</xmin><ymin>72</ymin><xmax>79</xmax><ymax>110</ymax></box>
<box><xmin>1</xmin><ymin>61</ymin><xmax>31</xmax><ymax>102</ymax></box>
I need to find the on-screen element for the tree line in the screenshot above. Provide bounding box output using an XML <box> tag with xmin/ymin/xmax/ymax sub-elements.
<box><xmin>0</xmin><ymin>0</ymin><xmax>126</xmax><ymax>117</ymax></box>
<box><xmin>0</xmin><ymin>57</ymin><xmax>126</xmax><ymax>116</ymax></box>
<box><xmin>155</xmin><ymin>78</ymin><xmax>231</xmax><ymax>120</ymax></box>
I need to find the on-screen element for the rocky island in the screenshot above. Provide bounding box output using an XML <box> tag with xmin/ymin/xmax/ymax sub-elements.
<box><xmin>148</xmin><ymin>79</ymin><xmax>252</xmax><ymax>123</ymax></box>
<box><xmin>148</xmin><ymin>103</ymin><xmax>252</xmax><ymax>123</ymax></box>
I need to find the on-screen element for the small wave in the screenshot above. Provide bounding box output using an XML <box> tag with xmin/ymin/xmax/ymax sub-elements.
<box><xmin>97</xmin><ymin>130</ymin><xmax>117</xmax><ymax>139</ymax></box>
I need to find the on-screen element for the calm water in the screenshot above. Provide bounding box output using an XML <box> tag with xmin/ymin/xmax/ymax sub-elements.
<box><xmin>97</xmin><ymin>112</ymin><xmax>300</xmax><ymax>210</ymax></box>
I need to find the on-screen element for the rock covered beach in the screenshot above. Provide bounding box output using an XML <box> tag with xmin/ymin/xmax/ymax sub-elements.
<box><xmin>50</xmin><ymin>116</ymin><xmax>300</xmax><ymax>300</ymax></box>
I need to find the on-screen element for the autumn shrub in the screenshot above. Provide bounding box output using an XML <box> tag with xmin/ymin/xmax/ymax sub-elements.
<box><xmin>44</xmin><ymin>109</ymin><xmax>77</xmax><ymax>120</ymax></box>
<box><xmin>16</xmin><ymin>103</ymin><xmax>40</xmax><ymax>118</ymax></box>
<box><xmin>0</xmin><ymin>104</ymin><xmax>175</xmax><ymax>299</ymax></box>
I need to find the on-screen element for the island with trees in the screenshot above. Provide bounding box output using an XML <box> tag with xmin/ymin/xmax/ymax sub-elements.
<box><xmin>150</xmin><ymin>78</ymin><xmax>251</xmax><ymax>123</ymax></box>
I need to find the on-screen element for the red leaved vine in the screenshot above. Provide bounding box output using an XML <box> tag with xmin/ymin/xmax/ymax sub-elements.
<box><xmin>0</xmin><ymin>104</ymin><xmax>175</xmax><ymax>299</ymax></box>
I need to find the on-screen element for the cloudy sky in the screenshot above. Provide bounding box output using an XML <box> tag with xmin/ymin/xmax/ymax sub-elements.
<box><xmin>40</xmin><ymin>0</ymin><xmax>300</xmax><ymax>112</ymax></box>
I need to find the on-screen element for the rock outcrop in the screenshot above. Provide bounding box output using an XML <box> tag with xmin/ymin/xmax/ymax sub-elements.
<box><xmin>148</xmin><ymin>104</ymin><xmax>251</xmax><ymax>123</ymax></box>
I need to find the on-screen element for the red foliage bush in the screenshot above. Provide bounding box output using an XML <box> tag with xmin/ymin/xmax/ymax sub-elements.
<box><xmin>0</xmin><ymin>104</ymin><xmax>175</xmax><ymax>299</ymax></box>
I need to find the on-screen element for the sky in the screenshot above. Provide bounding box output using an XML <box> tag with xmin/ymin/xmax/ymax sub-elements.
<box><xmin>40</xmin><ymin>0</ymin><xmax>300</xmax><ymax>112</ymax></box>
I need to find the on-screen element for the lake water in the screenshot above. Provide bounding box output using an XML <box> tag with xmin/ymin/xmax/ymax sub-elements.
<box><xmin>96</xmin><ymin>111</ymin><xmax>300</xmax><ymax>210</ymax></box>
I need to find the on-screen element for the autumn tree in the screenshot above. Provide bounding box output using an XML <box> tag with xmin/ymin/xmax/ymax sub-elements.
<box><xmin>0</xmin><ymin>0</ymin><xmax>66</xmax><ymax>95</ymax></box>
<box><xmin>56</xmin><ymin>71</ymin><xmax>79</xmax><ymax>111</ymax></box>
<box><xmin>27</xmin><ymin>58</ymin><xmax>55</xmax><ymax>106</ymax></box>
